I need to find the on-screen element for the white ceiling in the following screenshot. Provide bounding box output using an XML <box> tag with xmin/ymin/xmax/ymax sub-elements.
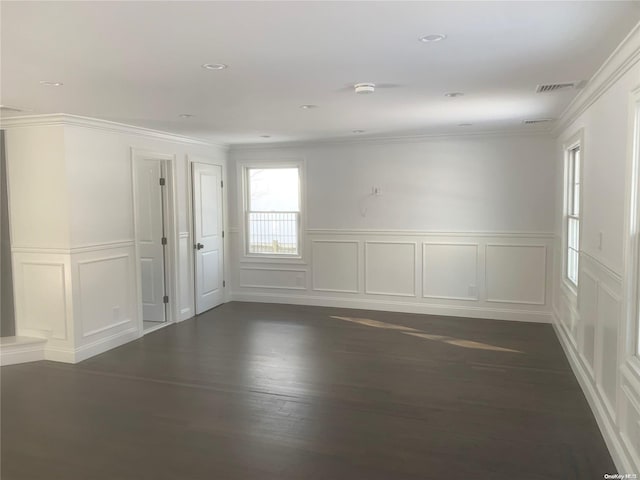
<box><xmin>2</xmin><ymin>1</ymin><xmax>639</xmax><ymax>145</ymax></box>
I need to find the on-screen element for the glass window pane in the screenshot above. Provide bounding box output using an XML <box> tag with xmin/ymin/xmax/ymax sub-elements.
<box><xmin>248</xmin><ymin>168</ymin><xmax>299</xmax><ymax>212</ymax></box>
<box><xmin>567</xmin><ymin>249</ymin><xmax>579</xmax><ymax>286</ymax></box>
<box><xmin>573</xmin><ymin>184</ymin><xmax>580</xmax><ymax>216</ymax></box>
<box><xmin>248</xmin><ymin>212</ymin><xmax>298</xmax><ymax>255</ymax></box>
<box><xmin>568</xmin><ymin>218</ymin><xmax>579</xmax><ymax>250</ymax></box>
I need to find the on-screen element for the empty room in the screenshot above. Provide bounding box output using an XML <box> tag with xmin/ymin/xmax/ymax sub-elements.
<box><xmin>2</xmin><ymin>1</ymin><xmax>640</xmax><ymax>478</ymax></box>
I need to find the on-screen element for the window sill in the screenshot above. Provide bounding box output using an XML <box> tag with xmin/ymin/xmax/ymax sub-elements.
<box><xmin>240</xmin><ymin>255</ymin><xmax>307</xmax><ymax>265</ymax></box>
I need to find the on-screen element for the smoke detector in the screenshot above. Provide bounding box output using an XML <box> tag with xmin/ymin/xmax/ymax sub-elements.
<box><xmin>354</xmin><ymin>83</ymin><xmax>376</xmax><ymax>94</ymax></box>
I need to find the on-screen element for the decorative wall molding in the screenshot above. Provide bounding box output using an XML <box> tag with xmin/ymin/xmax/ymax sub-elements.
<box><xmin>1</xmin><ymin>113</ymin><xmax>227</xmax><ymax>149</ymax></box>
<box><xmin>12</xmin><ymin>240</ymin><xmax>135</xmax><ymax>255</ymax></box>
<box><xmin>422</xmin><ymin>242</ymin><xmax>479</xmax><ymax>301</ymax></box>
<box><xmin>311</xmin><ymin>240</ymin><xmax>359</xmax><ymax>294</ymax></box>
<box><xmin>0</xmin><ymin>337</ymin><xmax>46</xmax><ymax>366</ymax></box>
<box><xmin>554</xmin><ymin>22</ymin><xmax>640</xmax><ymax>136</ymax></box>
<box><xmin>364</xmin><ymin>241</ymin><xmax>417</xmax><ymax>297</ymax></box>
<box><xmin>231</xmin><ymin>291</ymin><xmax>553</xmax><ymax>324</ymax></box>
<box><xmin>239</xmin><ymin>267</ymin><xmax>307</xmax><ymax>290</ymax></box>
<box><xmin>308</xmin><ymin>228</ymin><xmax>555</xmax><ymax>238</ymax></box>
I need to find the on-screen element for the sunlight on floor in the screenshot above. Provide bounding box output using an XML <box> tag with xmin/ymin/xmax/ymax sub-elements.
<box><xmin>329</xmin><ymin>316</ymin><xmax>523</xmax><ymax>354</ymax></box>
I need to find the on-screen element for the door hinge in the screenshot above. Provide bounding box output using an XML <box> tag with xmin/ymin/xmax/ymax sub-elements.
<box><xmin>161</xmin><ymin>237</ymin><xmax>167</xmax><ymax>245</ymax></box>
<box><xmin>221</xmin><ymin>180</ymin><xmax>224</xmax><ymax>188</ymax></box>
<box><xmin>163</xmin><ymin>295</ymin><xmax>169</xmax><ymax>304</ymax></box>
<box><xmin>222</xmin><ymin>230</ymin><xmax>224</xmax><ymax>239</ymax></box>
<box><xmin>223</xmin><ymin>280</ymin><xmax>226</xmax><ymax>288</ymax></box>
<box><xmin>159</xmin><ymin>177</ymin><xmax>166</xmax><ymax>186</ymax></box>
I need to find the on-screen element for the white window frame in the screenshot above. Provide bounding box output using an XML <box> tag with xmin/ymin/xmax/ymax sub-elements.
<box><xmin>623</xmin><ymin>87</ymin><xmax>640</xmax><ymax>365</ymax></box>
<box><xmin>238</xmin><ymin>158</ymin><xmax>306</xmax><ymax>264</ymax></box>
<box><xmin>562</xmin><ymin>131</ymin><xmax>584</xmax><ymax>296</ymax></box>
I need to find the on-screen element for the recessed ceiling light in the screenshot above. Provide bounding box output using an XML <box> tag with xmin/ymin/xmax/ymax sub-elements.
<box><xmin>352</xmin><ymin>130</ymin><xmax>365</xmax><ymax>134</ymax></box>
<box><xmin>419</xmin><ymin>34</ymin><xmax>447</xmax><ymax>43</ymax></box>
<box><xmin>354</xmin><ymin>83</ymin><xmax>375</xmax><ymax>94</ymax></box>
<box><xmin>39</xmin><ymin>81</ymin><xmax>63</xmax><ymax>86</ymax></box>
<box><xmin>458</xmin><ymin>123</ymin><xmax>473</xmax><ymax>127</ymax></box>
<box><xmin>445</xmin><ymin>92</ymin><xmax>464</xmax><ymax>98</ymax></box>
<box><xmin>179</xmin><ymin>114</ymin><xmax>194</xmax><ymax>118</ymax></box>
<box><xmin>201</xmin><ymin>63</ymin><xmax>228</xmax><ymax>70</ymax></box>
<box><xmin>299</xmin><ymin>104</ymin><xmax>318</xmax><ymax>109</ymax></box>
<box><xmin>260</xmin><ymin>135</ymin><xmax>271</xmax><ymax>138</ymax></box>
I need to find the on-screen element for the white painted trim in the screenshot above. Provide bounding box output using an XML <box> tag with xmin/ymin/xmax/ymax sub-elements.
<box><xmin>554</xmin><ymin>21</ymin><xmax>640</xmax><ymax>136</ymax></box>
<box><xmin>307</xmin><ymin>228</ymin><xmax>554</xmax><ymax>239</ymax></box>
<box><xmin>231</xmin><ymin>130</ymin><xmax>552</xmax><ymax>150</ymax></box>
<box><xmin>12</xmin><ymin>240</ymin><xmax>135</xmax><ymax>254</ymax></box>
<box><xmin>0</xmin><ymin>337</ymin><xmax>46</xmax><ymax>366</ymax></box>
<box><xmin>364</xmin><ymin>241</ymin><xmax>417</xmax><ymax>297</ymax></box>
<box><xmin>484</xmin><ymin>244</ymin><xmax>547</xmax><ymax>306</ymax></box>
<box><xmin>311</xmin><ymin>239</ymin><xmax>360</xmax><ymax>294</ymax></box>
<box><xmin>230</xmin><ymin>292</ymin><xmax>552</xmax><ymax>324</ymax></box>
<box><xmin>552</xmin><ymin>314</ymin><xmax>634</xmax><ymax>474</ymax></box>
<box><xmin>422</xmin><ymin>242</ymin><xmax>479</xmax><ymax>301</ymax></box>
<box><xmin>0</xmin><ymin>113</ymin><xmax>226</xmax><ymax>148</ymax></box>
<box><xmin>45</xmin><ymin>326</ymin><xmax>140</xmax><ymax>363</ymax></box>
<box><xmin>238</xmin><ymin>266</ymin><xmax>307</xmax><ymax>290</ymax></box>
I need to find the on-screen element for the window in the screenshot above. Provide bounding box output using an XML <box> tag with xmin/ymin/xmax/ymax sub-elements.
<box><xmin>244</xmin><ymin>166</ymin><xmax>301</xmax><ymax>256</ymax></box>
<box><xmin>566</xmin><ymin>145</ymin><xmax>581</xmax><ymax>288</ymax></box>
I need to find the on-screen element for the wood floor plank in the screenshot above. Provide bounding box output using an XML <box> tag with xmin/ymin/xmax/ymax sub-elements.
<box><xmin>1</xmin><ymin>302</ymin><xmax>615</xmax><ymax>479</ymax></box>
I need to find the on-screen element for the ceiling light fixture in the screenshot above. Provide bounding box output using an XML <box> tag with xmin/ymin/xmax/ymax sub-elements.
<box><xmin>458</xmin><ymin>123</ymin><xmax>473</xmax><ymax>127</ymax></box>
<box><xmin>352</xmin><ymin>130</ymin><xmax>365</xmax><ymax>134</ymax></box>
<box><xmin>354</xmin><ymin>83</ymin><xmax>375</xmax><ymax>94</ymax></box>
<box><xmin>179</xmin><ymin>114</ymin><xmax>194</xmax><ymax>118</ymax></box>
<box><xmin>201</xmin><ymin>63</ymin><xmax>228</xmax><ymax>70</ymax></box>
<box><xmin>260</xmin><ymin>135</ymin><xmax>271</xmax><ymax>138</ymax></box>
<box><xmin>39</xmin><ymin>81</ymin><xmax>63</xmax><ymax>86</ymax></box>
<box><xmin>299</xmin><ymin>104</ymin><xmax>318</xmax><ymax>109</ymax></box>
<box><xmin>445</xmin><ymin>92</ymin><xmax>464</xmax><ymax>98</ymax></box>
<box><xmin>419</xmin><ymin>34</ymin><xmax>447</xmax><ymax>43</ymax></box>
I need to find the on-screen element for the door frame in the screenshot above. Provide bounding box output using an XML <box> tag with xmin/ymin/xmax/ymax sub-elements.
<box><xmin>187</xmin><ymin>156</ymin><xmax>228</xmax><ymax>316</ymax></box>
<box><xmin>131</xmin><ymin>148</ymin><xmax>179</xmax><ymax>335</ymax></box>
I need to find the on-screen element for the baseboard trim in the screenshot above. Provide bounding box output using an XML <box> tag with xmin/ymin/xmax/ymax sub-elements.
<box><xmin>0</xmin><ymin>337</ymin><xmax>46</xmax><ymax>366</ymax></box>
<box><xmin>552</xmin><ymin>313</ymin><xmax>633</xmax><ymax>474</ymax></box>
<box><xmin>45</xmin><ymin>327</ymin><xmax>141</xmax><ymax>364</ymax></box>
<box><xmin>229</xmin><ymin>292</ymin><xmax>552</xmax><ymax>323</ymax></box>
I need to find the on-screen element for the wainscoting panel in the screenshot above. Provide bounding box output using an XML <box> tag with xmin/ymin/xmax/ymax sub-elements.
<box><xmin>423</xmin><ymin>243</ymin><xmax>478</xmax><ymax>300</ymax></box>
<box><xmin>231</xmin><ymin>230</ymin><xmax>553</xmax><ymax>323</ymax></box>
<box><xmin>579</xmin><ymin>269</ymin><xmax>599</xmax><ymax>377</ymax></box>
<box><xmin>365</xmin><ymin>241</ymin><xmax>416</xmax><ymax>297</ymax></box>
<box><xmin>240</xmin><ymin>267</ymin><xmax>307</xmax><ymax>290</ymax></box>
<box><xmin>312</xmin><ymin>240</ymin><xmax>359</xmax><ymax>293</ymax></box>
<box><xmin>486</xmin><ymin>244</ymin><xmax>546</xmax><ymax>305</ymax></box>
<box><xmin>19</xmin><ymin>261</ymin><xmax>68</xmax><ymax>339</ymax></box>
<box><xmin>77</xmin><ymin>254</ymin><xmax>132</xmax><ymax>338</ymax></box>
<box><xmin>597</xmin><ymin>283</ymin><xmax>621</xmax><ymax>421</ymax></box>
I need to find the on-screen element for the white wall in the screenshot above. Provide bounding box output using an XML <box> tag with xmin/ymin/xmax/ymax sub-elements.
<box><xmin>551</xmin><ymin>24</ymin><xmax>640</xmax><ymax>473</ymax></box>
<box><xmin>4</xmin><ymin>115</ymin><xmax>228</xmax><ymax>362</ymax></box>
<box><xmin>228</xmin><ymin>134</ymin><xmax>556</xmax><ymax>322</ymax></box>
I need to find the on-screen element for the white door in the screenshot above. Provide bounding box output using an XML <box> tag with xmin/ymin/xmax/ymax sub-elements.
<box><xmin>134</xmin><ymin>159</ymin><xmax>167</xmax><ymax>323</ymax></box>
<box><xmin>192</xmin><ymin>163</ymin><xmax>224</xmax><ymax>314</ymax></box>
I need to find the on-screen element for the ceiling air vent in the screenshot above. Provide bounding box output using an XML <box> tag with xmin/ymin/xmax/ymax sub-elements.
<box><xmin>523</xmin><ymin>119</ymin><xmax>554</xmax><ymax>125</ymax></box>
<box><xmin>535</xmin><ymin>82</ymin><xmax>583</xmax><ymax>93</ymax></box>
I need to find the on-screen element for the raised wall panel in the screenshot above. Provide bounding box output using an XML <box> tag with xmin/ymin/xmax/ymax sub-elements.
<box><xmin>78</xmin><ymin>254</ymin><xmax>132</xmax><ymax>337</ymax></box>
<box><xmin>312</xmin><ymin>241</ymin><xmax>358</xmax><ymax>293</ymax></box>
<box><xmin>20</xmin><ymin>262</ymin><xmax>67</xmax><ymax>339</ymax></box>
<box><xmin>579</xmin><ymin>270</ymin><xmax>598</xmax><ymax>376</ymax></box>
<box><xmin>486</xmin><ymin>244</ymin><xmax>546</xmax><ymax>305</ymax></box>
<box><xmin>240</xmin><ymin>267</ymin><xmax>306</xmax><ymax>290</ymax></box>
<box><xmin>597</xmin><ymin>283</ymin><xmax>620</xmax><ymax>420</ymax></box>
<box><xmin>423</xmin><ymin>243</ymin><xmax>478</xmax><ymax>300</ymax></box>
<box><xmin>365</xmin><ymin>242</ymin><xmax>416</xmax><ymax>297</ymax></box>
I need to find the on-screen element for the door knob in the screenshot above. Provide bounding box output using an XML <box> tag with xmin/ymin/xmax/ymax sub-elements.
<box><xmin>195</xmin><ymin>243</ymin><xmax>204</xmax><ymax>250</ymax></box>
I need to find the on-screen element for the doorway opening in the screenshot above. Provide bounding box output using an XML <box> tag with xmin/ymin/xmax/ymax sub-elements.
<box><xmin>132</xmin><ymin>151</ymin><xmax>176</xmax><ymax>334</ymax></box>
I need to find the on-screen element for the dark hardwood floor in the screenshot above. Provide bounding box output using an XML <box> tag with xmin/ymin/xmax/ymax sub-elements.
<box><xmin>1</xmin><ymin>302</ymin><xmax>615</xmax><ymax>479</ymax></box>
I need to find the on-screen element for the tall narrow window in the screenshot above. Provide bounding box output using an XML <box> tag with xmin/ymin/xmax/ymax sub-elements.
<box><xmin>566</xmin><ymin>145</ymin><xmax>581</xmax><ymax>288</ymax></box>
<box><xmin>245</xmin><ymin>166</ymin><xmax>301</xmax><ymax>256</ymax></box>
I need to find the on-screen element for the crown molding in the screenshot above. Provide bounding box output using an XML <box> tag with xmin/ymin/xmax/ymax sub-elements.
<box><xmin>0</xmin><ymin>113</ymin><xmax>229</xmax><ymax>150</ymax></box>
<box><xmin>553</xmin><ymin>21</ymin><xmax>640</xmax><ymax>137</ymax></box>
<box><xmin>230</xmin><ymin>128</ymin><xmax>552</xmax><ymax>151</ymax></box>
